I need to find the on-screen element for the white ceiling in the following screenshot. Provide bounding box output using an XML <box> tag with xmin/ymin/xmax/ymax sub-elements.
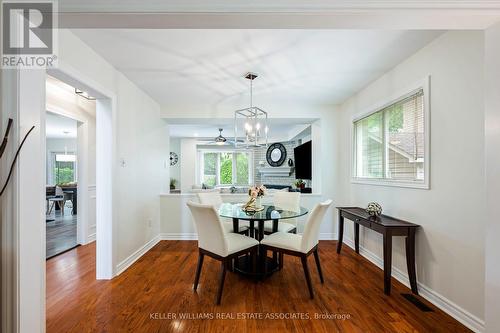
<box><xmin>72</xmin><ymin>29</ymin><xmax>442</xmax><ymax>115</ymax></box>
<box><xmin>46</xmin><ymin>112</ymin><xmax>77</xmax><ymax>139</ymax></box>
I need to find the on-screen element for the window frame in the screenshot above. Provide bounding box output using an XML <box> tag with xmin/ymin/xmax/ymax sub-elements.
<box><xmin>198</xmin><ymin>148</ymin><xmax>253</xmax><ymax>186</ymax></box>
<box><xmin>351</xmin><ymin>76</ymin><xmax>430</xmax><ymax>189</ymax></box>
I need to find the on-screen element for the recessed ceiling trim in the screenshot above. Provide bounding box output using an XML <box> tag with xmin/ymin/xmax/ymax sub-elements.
<box><xmin>59</xmin><ymin>1</ymin><xmax>500</xmax><ymax>13</ymax></box>
<box><xmin>61</xmin><ymin>11</ymin><xmax>500</xmax><ymax>29</ymax></box>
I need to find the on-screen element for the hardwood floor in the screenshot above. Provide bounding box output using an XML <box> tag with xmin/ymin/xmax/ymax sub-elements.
<box><xmin>46</xmin><ymin>241</ymin><xmax>471</xmax><ymax>333</ymax></box>
<box><xmin>46</xmin><ymin>206</ymin><xmax>77</xmax><ymax>259</ymax></box>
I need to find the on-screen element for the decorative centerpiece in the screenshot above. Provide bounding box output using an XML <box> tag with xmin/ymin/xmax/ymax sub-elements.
<box><xmin>366</xmin><ymin>202</ymin><xmax>383</xmax><ymax>217</ymax></box>
<box><xmin>243</xmin><ymin>185</ymin><xmax>266</xmax><ymax>212</ymax></box>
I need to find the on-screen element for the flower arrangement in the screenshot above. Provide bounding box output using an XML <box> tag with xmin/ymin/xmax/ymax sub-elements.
<box><xmin>243</xmin><ymin>185</ymin><xmax>266</xmax><ymax>212</ymax></box>
<box><xmin>248</xmin><ymin>185</ymin><xmax>266</xmax><ymax>198</ymax></box>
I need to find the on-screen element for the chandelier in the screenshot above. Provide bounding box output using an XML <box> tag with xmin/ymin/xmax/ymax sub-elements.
<box><xmin>234</xmin><ymin>72</ymin><xmax>268</xmax><ymax>148</ymax></box>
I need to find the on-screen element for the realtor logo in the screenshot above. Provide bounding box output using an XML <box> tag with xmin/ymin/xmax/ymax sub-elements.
<box><xmin>2</xmin><ymin>1</ymin><xmax>57</xmax><ymax>68</ymax></box>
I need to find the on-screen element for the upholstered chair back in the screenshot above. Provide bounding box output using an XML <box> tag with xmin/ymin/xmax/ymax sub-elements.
<box><xmin>273</xmin><ymin>191</ymin><xmax>301</xmax><ymax>212</ymax></box>
<box><xmin>300</xmin><ymin>200</ymin><xmax>332</xmax><ymax>253</ymax></box>
<box><xmin>187</xmin><ymin>201</ymin><xmax>228</xmax><ymax>257</ymax></box>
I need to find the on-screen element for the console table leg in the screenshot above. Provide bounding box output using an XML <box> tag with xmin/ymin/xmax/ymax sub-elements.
<box><xmin>406</xmin><ymin>228</ymin><xmax>419</xmax><ymax>295</ymax></box>
<box><xmin>383</xmin><ymin>231</ymin><xmax>392</xmax><ymax>295</ymax></box>
<box><xmin>336</xmin><ymin>212</ymin><xmax>344</xmax><ymax>254</ymax></box>
<box><xmin>354</xmin><ymin>223</ymin><xmax>360</xmax><ymax>254</ymax></box>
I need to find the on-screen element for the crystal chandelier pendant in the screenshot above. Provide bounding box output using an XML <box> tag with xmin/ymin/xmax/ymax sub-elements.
<box><xmin>234</xmin><ymin>72</ymin><xmax>268</xmax><ymax>148</ymax></box>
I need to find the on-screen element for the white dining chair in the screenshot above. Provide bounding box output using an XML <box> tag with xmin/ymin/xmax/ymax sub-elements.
<box><xmin>261</xmin><ymin>192</ymin><xmax>301</xmax><ymax>234</ymax></box>
<box><xmin>187</xmin><ymin>201</ymin><xmax>259</xmax><ymax>305</ymax></box>
<box><xmin>197</xmin><ymin>192</ymin><xmax>249</xmax><ymax>234</ymax></box>
<box><xmin>260</xmin><ymin>199</ymin><xmax>332</xmax><ymax>299</ymax></box>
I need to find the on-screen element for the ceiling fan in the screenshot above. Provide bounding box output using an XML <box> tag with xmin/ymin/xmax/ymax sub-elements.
<box><xmin>210</xmin><ymin>128</ymin><xmax>244</xmax><ymax>146</ymax></box>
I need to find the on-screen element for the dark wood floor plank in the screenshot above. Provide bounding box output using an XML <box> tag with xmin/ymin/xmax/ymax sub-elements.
<box><xmin>46</xmin><ymin>240</ymin><xmax>472</xmax><ymax>333</ymax></box>
<box><xmin>46</xmin><ymin>207</ymin><xmax>77</xmax><ymax>258</ymax></box>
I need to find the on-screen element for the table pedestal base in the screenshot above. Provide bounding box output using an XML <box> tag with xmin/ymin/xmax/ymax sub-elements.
<box><xmin>234</xmin><ymin>254</ymin><xmax>279</xmax><ymax>279</ymax></box>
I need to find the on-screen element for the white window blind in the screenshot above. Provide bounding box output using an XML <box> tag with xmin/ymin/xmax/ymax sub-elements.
<box><xmin>353</xmin><ymin>89</ymin><xmax>425</xmax><ymax>183</ymax></box>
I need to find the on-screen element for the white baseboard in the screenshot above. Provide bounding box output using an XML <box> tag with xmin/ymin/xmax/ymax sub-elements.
<box><xmin>115</xmin><ymin>234</ymin><xmax>161</xmax><ymax>276</ymax></box>
<box><xmin>319</xmin><ymin>232</ymin><xmax>337</xmax><ymax>240</ymax></box>
<box><xmin>343</xmin><ymin>238</ymin><xmax>485</xmax><ymax>333</ymax></box>
<box><xmin>159</xmin><ymin>233</ymin><xmax>198</xmax><ymax>240</ymax></box>
<box><xmin>86</xmin><ymin>233</ymin><xmax>96</xmax><ymax>243</ymax></box>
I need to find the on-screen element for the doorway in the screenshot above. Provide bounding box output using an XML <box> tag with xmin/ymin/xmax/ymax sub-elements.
<box><xmin>45</xmin><ymin>112</ymin><xmax>79</xmax><ymax>258</ymax></box>
<box><xmin>45</xmin><ymin>75</ymin><xmax>97</xmax><ymax>258</ymax></box>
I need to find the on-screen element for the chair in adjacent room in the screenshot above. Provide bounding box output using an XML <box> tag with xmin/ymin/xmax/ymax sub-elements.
<box><xmin>47</xmin><ymin>186</ymin><xmax>72</xmax><ymax>215</ymax></box>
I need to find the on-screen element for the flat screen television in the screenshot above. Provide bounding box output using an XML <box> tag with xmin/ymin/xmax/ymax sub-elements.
<box><xmin>294</xmin><ymin>141</ymin><xmax>312</xmax><ymax>180</ymax></box>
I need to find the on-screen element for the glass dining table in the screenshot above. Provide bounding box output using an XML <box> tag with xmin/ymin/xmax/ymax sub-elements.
<box><xmin>219</xmin><ymin>202</ymin><xmax>308</xmax><ymax>278</ymax></box>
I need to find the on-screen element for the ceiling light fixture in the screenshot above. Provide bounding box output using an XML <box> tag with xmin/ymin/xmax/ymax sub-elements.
<box><xmin>234</xmin><ymin>72</ymin><xmax>268</xmax><ymax>148</ymax></box>
<box><xmin>214</xmin><ymin>128</ymin><xmax>227</xmax><ymax>145</ymax></box>
<box><xmin>75</xmin><ymin>88</ymin><xmax>96</xmax><ymax>100</ymax></box>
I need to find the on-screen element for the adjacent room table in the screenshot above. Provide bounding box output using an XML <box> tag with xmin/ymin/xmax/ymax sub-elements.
<box><xmin>219</xmin><ymin>203</ymin><xmax>308</xmax><ymax>278</ymax></box>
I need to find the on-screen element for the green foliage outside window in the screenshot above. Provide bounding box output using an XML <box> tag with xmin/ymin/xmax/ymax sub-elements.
<box><xmin>387</xmin><ymin>105</ymin><xmax>404</xmax><ymax>133</ymax></box>
<box><xmin>55</xmin><ymin>167</ymin><xmax>74</xmax><ymax>184</ymax></box>
<box><xmin>220</xmin><ymin>153</ymin><xmax>232</xmax><ymax>184</ymax></box>
<box><xmin>202</xmin><ymin>152</ymin><xmax>250</xmax><ymax>186</ymax></box>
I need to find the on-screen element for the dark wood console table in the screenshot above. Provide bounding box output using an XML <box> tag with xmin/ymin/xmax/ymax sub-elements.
<box><xmin>336</xmin><ymin>207</ymin><xmax>420</xmax><ymax>296</ymax></box>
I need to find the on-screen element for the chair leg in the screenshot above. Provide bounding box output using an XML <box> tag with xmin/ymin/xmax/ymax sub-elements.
<box><xmin>216</xmin><ymin>260</ymin><xmax>227</xmax><ymax>305</ymax></box>
<box><xmin>60</xmin><ymin>201</ymin><xmax>65</xmax><ymax>215</ymax></box>
<box><xmin>193</xmin><ymin>251</ymin><xmax>204</xmax><ymax>291</ymax></box>
<box><xmin>301</xmin><ymin>256</ymin><xmax>314</xmax><ymax>299</ymax></box>
<box><xmin>279</xmin><ymin>252</ymin><xmax>284</xmax><ymax>270</ymax></box>
<box><xmin>48</xmin><ymin>202</ymin><xmax>54</xmax><ymax>214</ymax></box>
<box><xmin>313</xmin><ymin>248</ymin><xmax>324</xmax><ymax>284</ymax></box>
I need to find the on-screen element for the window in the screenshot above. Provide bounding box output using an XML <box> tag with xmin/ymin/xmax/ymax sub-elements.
<box><xmin>200</xmin><ymin>151</ymin><xmax>252</xmax><ymax>186</ymax></box>
<box><xmin>53</xmin><ymin>153</ymin><xmax>77</xmax><ymax>184</ymax></box>
<box><xmin>353</xmin><ymin>87</ymin><xmax>427</xmax><ymax>188</ymax></box>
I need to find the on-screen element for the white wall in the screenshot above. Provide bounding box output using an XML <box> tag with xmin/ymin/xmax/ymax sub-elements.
<box><xmin>484</xmin><ymin>22</ymin><xmax>500</xmax><ymax>333</ymax></box>
<box><xmin>180</xmin><ymin>138</ymin><xmax>198</xmax><ymax>193</ymax></box>
<box><xmin>337</xmin><ymin>31</ymin><xmax>485</xmax><ymax>331</ymax></box>
<box><xmin>169</xmin><ymin>138</ymin><xmax>181</xmax><ymax>189</ymax></box>
<box><xmin>113</xmin><ymin>75</ymin><xmax>169</xmax><ymax>266</ymax></box>
<box><xmin>47</xmin><ymin>29</ymin><xmax>170</xmax><ymax>274</ymax></box>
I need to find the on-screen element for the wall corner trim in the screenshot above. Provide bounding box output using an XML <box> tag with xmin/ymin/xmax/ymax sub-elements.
<box><xmin>114</xmin><ymin>234</ymin><xmax>161</xmax><ymax>276</ymax></box>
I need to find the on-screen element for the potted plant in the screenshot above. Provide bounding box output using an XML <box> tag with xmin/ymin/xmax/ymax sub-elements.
<box><xmin>170</xmin><ymin>178</ymin><xmax>177</xmax><ymax>190</ymax></box>
<box><xmin>295</xmin><ymin>179</ymin><xmax>306</xmax><ymax>190</ymax></box>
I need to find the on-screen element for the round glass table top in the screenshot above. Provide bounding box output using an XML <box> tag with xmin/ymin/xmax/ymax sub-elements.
<box><xmin>219</xmin><ymin>203</ymin><xmax>308</xmax><ymax>221</ymax></box>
